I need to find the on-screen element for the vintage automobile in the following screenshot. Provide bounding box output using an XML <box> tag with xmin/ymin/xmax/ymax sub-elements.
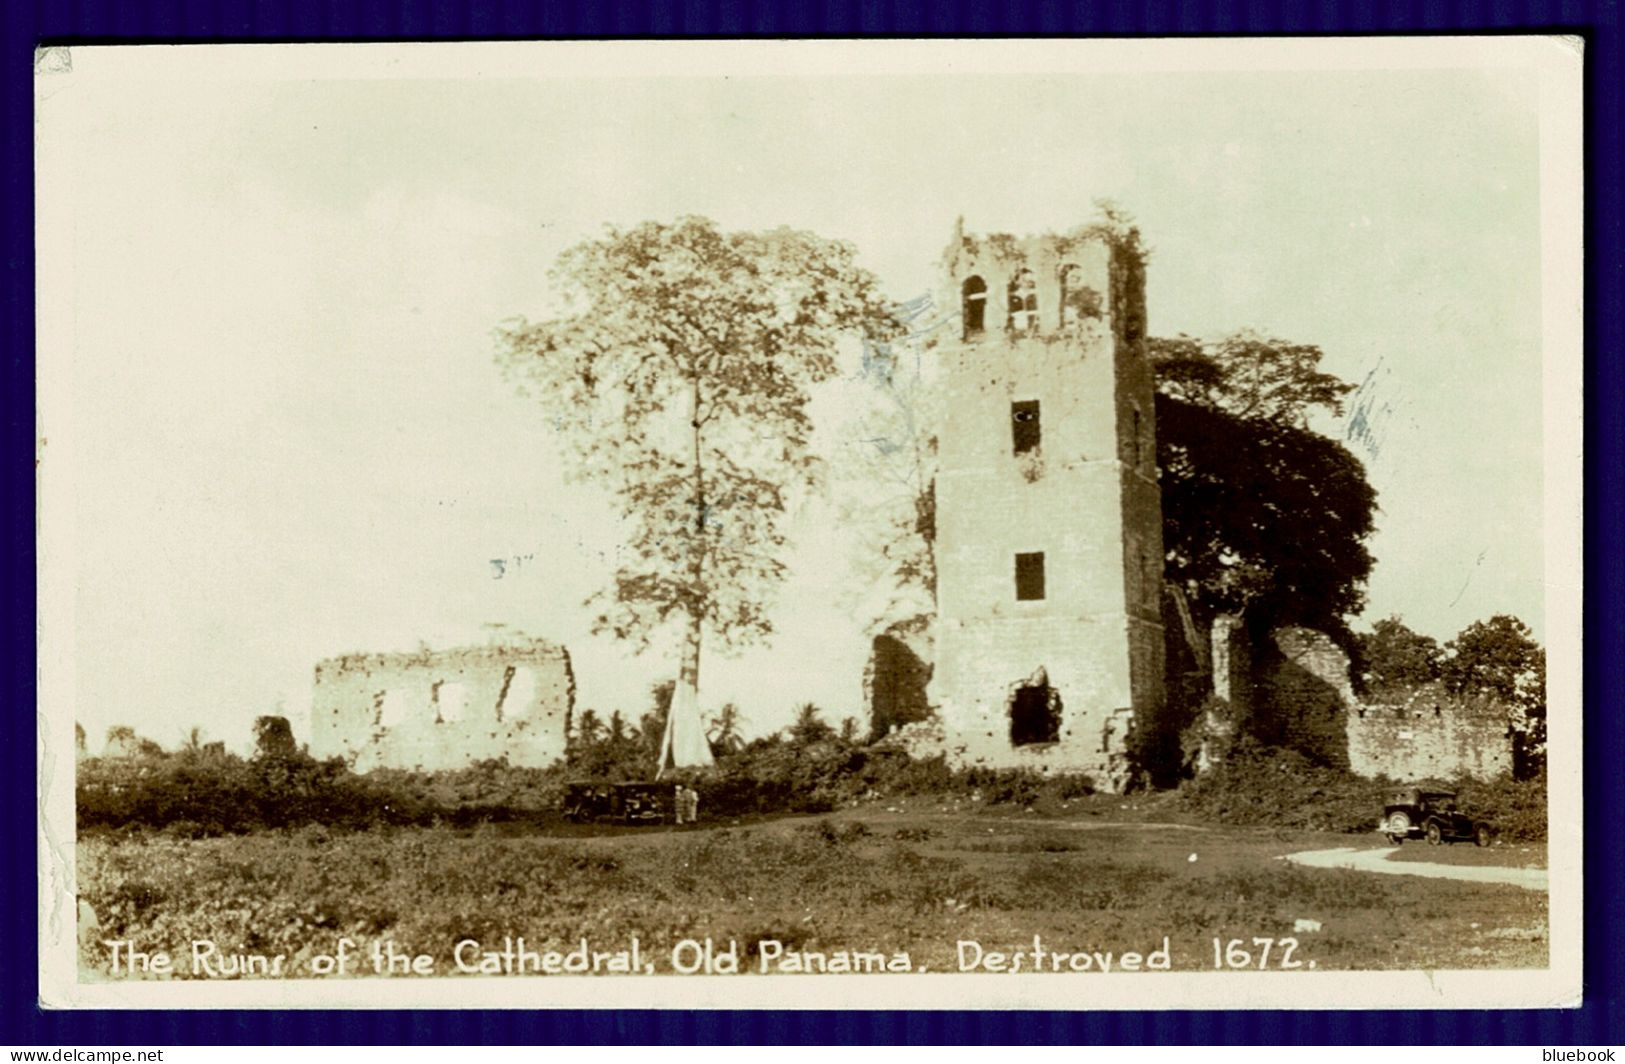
<box><xmin>1379</xmin><ymin>787</ymin><xmax>1492</xmax><ymax>846</ymax></box>
<box><xmin>562</xmin><ymin>781</ymin><xmax>674</xmax><ymax>825</ymax></box>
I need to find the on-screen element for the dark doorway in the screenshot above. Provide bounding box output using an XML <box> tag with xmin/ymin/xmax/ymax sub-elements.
<box><xmin>866</xmin><ymin>633</ymin><xmax>933</xmax><ymax>741</ymax></box>
<box><xmin>1010</xmin><ymin>682</ymin><xmax>1062</xmax><ymax>746</ymax></box>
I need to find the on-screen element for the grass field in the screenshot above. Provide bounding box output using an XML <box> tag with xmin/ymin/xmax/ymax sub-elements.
<box><xmin>77</xmin><ymin>796</ymin><xmax>1548</xmax><ymax>979</ymax></box>
<box><xmin>1385</xmin><ymin>838</ymin><xmax>1549</xmax><ymax>869</ymax></box>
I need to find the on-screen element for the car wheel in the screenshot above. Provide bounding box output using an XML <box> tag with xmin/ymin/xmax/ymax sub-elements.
<box><xmin>1475</xmin><ymin>824</ymin><xmax>1492</xmax><ymax>847</ymax></box>
<box><xmin>1425</xmin><ymin>820</ymin><xmax>1443</xmax><ymax>846</ymax></box>
<box><xmin>1386</xmin><ymin>833</ymin><xmax>1403</xmax><ymax>846</ymax></box>
<box><xmin>1386</xmin><ymin>811</ymin><xmax>1410</xmax><ymax>840</ymax></box>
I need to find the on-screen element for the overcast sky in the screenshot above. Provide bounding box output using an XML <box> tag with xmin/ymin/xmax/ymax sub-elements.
<box><xmin>37</xmin><ymin>41</ymin><xmax>1576</xmax><ymax>753</ymax></box>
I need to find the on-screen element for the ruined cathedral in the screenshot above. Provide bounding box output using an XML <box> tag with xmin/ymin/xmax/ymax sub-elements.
<box><xmin>307</xmin><ymin>220</ymin><xmax>1510</xmax><ymax>786</ymax></box>
<box><xmin>308</xmin><ymin>222</ymin><xmax>1167</xmax><ymax>783</ymax></box>
<box><xmin>926</xmin><ymin>222</ymin><xmax>1164</xmax><ymax>788</ymax></box>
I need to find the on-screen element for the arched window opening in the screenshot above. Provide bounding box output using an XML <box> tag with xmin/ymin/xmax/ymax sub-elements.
<box><xmin>1058</xmin><ymin>264</ymin><xmax>1103</xmax><ymax>328</ymax></box>
<box><xmin>1007</xmin><ymin>269</ymin><xmax>1038</xmax><ymax>335</ymax></box>
<box><xmin>961</xmin><ymin>276</ymin><xmax>987</xmax><ymax>339</ymax></box>
<box><xmin>1009</xmin><ymin>668</ymin><xmax>1063</xmax><ymax>746</ymax></box>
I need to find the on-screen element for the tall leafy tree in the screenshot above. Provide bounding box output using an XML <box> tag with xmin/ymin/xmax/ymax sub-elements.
<box><xmin>787</xmin><ymin>702</ymin><xmax>836</xmax><ymax>747</ymax></box>
<box><xmin>1150</xmin><ymin>332</ymin><xmax>1375</xmax><ymax>642</ymax></box>
<box><xmin>252</xmin><ymin>716</ymin><xmax>297</xmax><ymax>759</ymax></box>
<box><xmin>573</xmin><ymin>709</ymin><xmax>605</xmax><ymax>748</ymax></box>
<box><xmin>499</xmin><ymin>217</ymin><xmax>897</xmax><ymax>773</ymax></box>
<box><xmin>1356</xmin><ymin>616</ymin><xmax>1444</xmax><ymax>695</ymax></box>
<box><xmin>1153</xmin><ymin>330</ymin><xmax>1355</xmax><ymax>428</ymax></box>
<box><xmin>1443</xmin><ymin>614</ymin><xmax>1546</xmax><ymax>777</ymax></box>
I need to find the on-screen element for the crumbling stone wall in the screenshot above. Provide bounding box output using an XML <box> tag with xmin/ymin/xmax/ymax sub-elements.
<box><xmin>310</xmin><ymin>638</ymin><xmax>573</xmax><ymax>772</ymax></box>
<box><xmin>865</xmin><ymin>619</ymin><xmax>935</xmax><ymax>742</ymax></box>
<box><xmin>1349</xmin><ymin>683</ymin><xmax>1511</xmax><ymax>781</ymax></box>
<box><xmin>1237</xmin><ymin>627</ymin><xmax>1512</xmax><ymax>781</ymax></box>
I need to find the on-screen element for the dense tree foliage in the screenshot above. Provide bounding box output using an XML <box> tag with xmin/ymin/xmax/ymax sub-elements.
<box><xmin>706</xmin><ymin>703</ymin><xmax>746</xmax><ymax>756</ymax></box>
<box><xmin>1355</xmin><ymin>616</ymin><xmax>1443</xmax><ymax>695</ymax></box>
<box><xmin>788</xmin><ymin>702</ymin><xmax>837</xmax><ymax>746</ymax></box>
<box><xmin>1151</xmin><ymin>332</ymin><xmax>1375</xmax><ymax>642</ymax></box>
<box><xmin>1354</xmin><ymin>612</ymin><xmax>1547</xmax><ymax>778</ymax></box>
<box><xmin>1151</xmin><ymin>330</ymin><xmax>1355</xmax><ymax>428</ymax></box>
<box><xmin>1443</xmin><ymin>614</ymin><xmax>1546</xmax><ymax>776</ymax></box>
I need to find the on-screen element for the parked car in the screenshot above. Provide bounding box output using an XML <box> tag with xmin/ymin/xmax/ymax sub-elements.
<box><xmin>563</xmin><ymin>780</ymin><xmax>674</xmax><ymax>825</ymax></box>
<box><xmin>1379</xmin><ymin>787</ymin><xmax>1492</xmax><ymax>846</ymax></box>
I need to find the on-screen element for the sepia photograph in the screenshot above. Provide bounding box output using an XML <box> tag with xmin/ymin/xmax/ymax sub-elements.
<box><xmin>34</xmin><ymin>38</ymin><xmax>1582</xmax><ymax>1010</ymax></box>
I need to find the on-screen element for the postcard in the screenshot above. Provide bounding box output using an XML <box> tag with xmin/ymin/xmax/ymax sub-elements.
<box><xmin>35</xmin><ymin>37</ymin><xmax>1583</xmax><ymax>1009</ymax></box>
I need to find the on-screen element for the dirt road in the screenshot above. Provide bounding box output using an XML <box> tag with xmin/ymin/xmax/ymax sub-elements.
<box><xmin>1284</xmin><ymin>846</ymin><xmax>1548</xmax><ymax>891</ymax></box>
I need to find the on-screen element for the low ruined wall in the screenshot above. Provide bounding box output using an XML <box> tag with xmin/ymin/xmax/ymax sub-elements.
<box><xmin>1349</xmin><ymin>684</ymin><xmax>1511</xmax><ymax>782</ymax></box>
<box><xmin>1239</xmin><ymin>627</ymin><xmax>1513</xmax><ymax>781</ymax></box>
<box><xmin>310</xmin><ymin>639</ymin><xmax>573</xmax><ymax>772</ymax></box>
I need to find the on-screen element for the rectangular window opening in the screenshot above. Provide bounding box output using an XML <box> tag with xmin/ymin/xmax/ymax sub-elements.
<box><xmin>432</xmin><ymin>680</ymin><xmax>468</xmax><ymax>724</ymax></box>
<box><xmin>375</xmin><ymin>690</ymin><xmax>408</xmax><ymax>728</ymax></box>
<box><xmin>498</xmin><ymin>666</ymin><xmax>536</xmax><ymax>721</ymax></box>
<box><xmin>1015</xmin><ymin>551</ymin><xmax>1046</xmax><ymax>601</ymax></box>
<box><xmin>1012</xmin><ymin>400</ymin><xmax>1041</xmax><ymax>455</ymax></box>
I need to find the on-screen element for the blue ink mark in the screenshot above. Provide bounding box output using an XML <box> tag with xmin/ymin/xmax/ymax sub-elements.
<box><xmin>1345</xmin><ymin>359</ymin><xmax>1399</xmax><ymax>462</ymax></box>
<box><xmin>490</xmin><ymin>553</ymin><xmax>535</xmax><ymax>579</ymax></box>
<box><xmin>861</xmin><ymin>336</ymin><xmax>897</xmax><ymax>382</ymax></box>
<box><xmin>861</xmin><ymin>435</ymin><xmax>903</xmax><ymax>457</ymax></box>
<box><xmin>1448</xmin><ymin>549</ymin><xmax>1488</xmax><ymax>607</ymax></box>
<box><xmin>856</xmin><ymin>292</ymin><xmax>961</xmax><ymax>385</ymax></box>
<box><xmin>891</xmin><ymin>293</ymin><xmax>935</xmax><ymax>326</ymax></box>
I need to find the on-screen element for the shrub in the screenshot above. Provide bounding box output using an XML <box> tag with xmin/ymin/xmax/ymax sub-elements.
<box><xmin>683</xmin><ymin>738</ymin><xmax>1095</xmax><ymax>819</ymax></box>
<box><xmin>1454</xmin><ymin>770</ymin><xmax>1547</xmax><ymax>841</ymax></box>
<box><xmin>1175</xmin><ymin>739</ymin><xmax>1379</xmax><ymax>833</ymax></box>
<box><xmin>1177</xmin><ymin>738</ymin><xmax>1548</xmax><ymax>840</ymax></box>
<box><xmin>78</xmin><ymin>716</ymin><xmax>1108</xmax><ymax>834</ymax></box>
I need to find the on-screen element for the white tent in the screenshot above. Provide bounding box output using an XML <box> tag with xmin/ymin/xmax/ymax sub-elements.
<box><xmin>656</xmin><ymin>682</ymin><xmax>714</xmax><ymax>775</ymax></box>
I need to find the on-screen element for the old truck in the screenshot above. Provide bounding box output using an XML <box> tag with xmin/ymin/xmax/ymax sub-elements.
<box><xmin>562</xmin><ymin>781</ymin><xmax>674</xmax><ymax>825</ymax></box>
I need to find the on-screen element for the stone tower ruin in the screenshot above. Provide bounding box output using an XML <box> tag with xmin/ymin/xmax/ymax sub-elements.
<box><xmin>930</xmin><ymin>221</ymin><xmax>1165</xmax><ymax>788</ymax></box>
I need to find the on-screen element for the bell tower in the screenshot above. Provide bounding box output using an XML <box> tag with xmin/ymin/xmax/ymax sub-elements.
<box><xmin>930</xmin><ymin>221</ymin><xmax>1165</xmax><ymax>789</ymax></box>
